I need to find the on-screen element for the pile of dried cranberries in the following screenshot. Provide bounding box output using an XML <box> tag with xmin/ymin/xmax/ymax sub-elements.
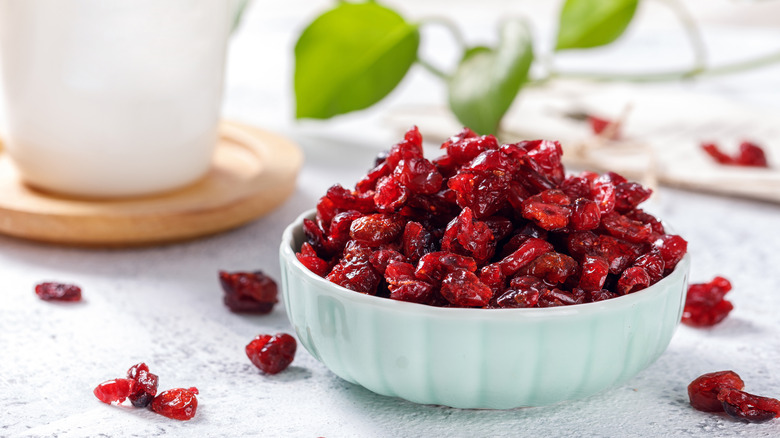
<box><xmin>296</xmin><ymin>127</ymin><xmax>687</xmax><ymax>308</ymax></box>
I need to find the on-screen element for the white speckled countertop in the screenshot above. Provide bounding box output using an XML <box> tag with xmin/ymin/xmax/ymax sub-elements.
<box><xmin>2</xmin><ymin>1</ymin><xmax>780</xmax><ymax>437</ymax></box>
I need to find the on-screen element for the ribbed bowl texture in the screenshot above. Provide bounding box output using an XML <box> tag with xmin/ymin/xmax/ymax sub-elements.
<box><xmin>280</xmin><ymin>210</ymin><xmax>690</xmax><ymax>409</ymax></box>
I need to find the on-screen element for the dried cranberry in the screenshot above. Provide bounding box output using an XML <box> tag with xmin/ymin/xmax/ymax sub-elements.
<box><xmin>448</xmin><ymin>171</ymin><xmax>508</xmax><ymax>219</ymax></box>
<box><xmin>325</xmin><ymin>184</ymin><xmax>376</xmax><ymax>213</ymax></box>
<box><xmin>701</xmin><ymin>142</ymin><xmax>735</xmax><ymax>164</ymax></box>
<box><xmin>600</xmin><ymin>212</ymin><xmax>653</xmax><ymax>244</ymax></box>
<box><xmin>736</xmin><ymin>141</ymin><xmax>769</xmax><ymax>167</ymax></box>
<box><xmin>35</xmin><ymin>282</ymin><xmax>82</xmax><ymax>302</ymax></box>
<box><xmin>688</xmin><ymin>370</ymin><xmax>745</xmax><ymax>412</ymax></box>
<box><xmin>702</xmin><ymin>141</ymin><xmax>770</xmax><ymax>168</ymax></box>
<box><xmin>374</xmin><ymin>175</ymin><xmax>408</xmax><ymax>212</ymax></box>
<box><xmin>349</xmin><ymin>213</ymin><xmax>405</xmax><ymax>246</ymax></box>
<box><xmin>356</xmin><ymin>161</ymin><xmax>391</xmax><ymax>194</ymax></box>
<box><xmin>441</xmin><ymin>207</ymin><xmax>495</xmax><ymax>265</ymax></box>
<box><xmin>570</xmin><ymin>198</ymin><xmax>601</xmax><ymax>231</ymax></box>
<box><xmin>521</xmin><ymin>189</ymin><xmax>571</xmax><ymax>231</ymax></box>
<box><xmin>326</xmin><ymin>255</ymin><xmax>381</xmax><ymax>294</ymax></box>
<box><xmin>496</xmin><ymin>238</ymin><xmax>553</xmax><ymax>277</ymax></box>
<box><xmin>385</xmin><ymin>261</ymin><xmax>434</xmax><ymax>304</ymax></box>
<box><xmin>296</xmin><ymin>242</ymin><xmax>331</xmax><ymax>277</ymax></box>
<box><xmin>578</xmin><ymin>256</ymin><xmax>610</xmax><ymax>292</ymax></box>
<box><xmin>616</xmin><ymin>267</ymin><xmax>650</xmax><ymax>294</ymax></box>
<box><xmin>245</xmin><ymin>333</ymin><xmax>297</xmax><ymax>375</ymax></box>
<box><xmin>127</xmin><ymin>363</ymin><xmax>159</xmax><ymax>408</ymax></box>
<box><xmin>94</xmin><ymin>378</ymin><xmax>135</xmax><ymax>405</ymax></box>
<box><xmin>538</xmin><ymin>288</ymin><xmax>585</xmax><ymax>307</ymax></box>
<box><xmin>150</xmin><ymin>388</ymin><xmax>199</xmax><ymax>421</ymax></box>
<box><xmin>401</xmin><ymin>221</ymin><xmax>436</xmax><ymax>262</ymax></box>
<box><xmin>415</xmin><ymin>251</ymin><xmax>477</xmax><ymax>285</ymax></box>
<box><xmin>653</xmin><ymin>234</ymin><xmax>688</xmax><ymax>274</ymax></box>
<box><xmin>495</xmin><ymin>276</ymin><xmax>547</xmax><ymax>308</ymax></box>
<box><xmin>522</xmin><ymin>252</ymin><xmax>578</xmax><ymax>285</ymax></box>
<box><xmin>394</xmin><ymin>157</ymin><xmax>443</xmax><ymax>195</ymax></box>
<box><xmin>300</xmin><ymin>127</ymin><xmax>687</xmax><ymax>307</ymax></box>
<box><xmin>682</xmin><ymin>276</ymin><xmax>733</xmax><ymax>327</ymax></box>
<box><xmin>719</xmin><ymin>388</ymin><xmax>780</xmax><ymax>423</ymax></box>
<box><xmin>588</xmin><ymin>115</ymin><xmax>620</xmax><ymax>139</ymax></box>
<box><xmin>440</xmin><ymin>269</ymin><xmax>492</xmax><ymax>307</ymax></box>
<box><xmin>614</xmin><ymin>182</ymin><xmax>652</xmax><ymax>213</ymax></box>
<box><xmin>219</xmin><ymin>270</ymin><xmax>278</xmax><ymax>314</ymax></box>
<box><xmin>369</xmin><ymin>249</ymin><xmax>407</xmax><ymax>275</ymax></box>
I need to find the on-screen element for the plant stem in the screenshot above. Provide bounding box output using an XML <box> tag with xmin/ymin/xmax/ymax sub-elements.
<box><xmin>546</xmin><ymin>48</ymin><xmax>780</xmax><ymax>83</ymax></box>
<box><xmin>414</xmin><ymin>16</ymin><xmax>467</xmax><ymax>81</ymax></box>
<box><xmin>654</xmin><ymin>0</ymin><xmax>707</xmax><ymax>76</ymax></box>
<box><xmin>416</xmin><ymin>57</ymin><xmax>450</xmax><ymax>80</ymax></box>
<box><xmin>419</xmin><ymin>16</ymin><xmax>467</xmax><ymax>51</ymax></box>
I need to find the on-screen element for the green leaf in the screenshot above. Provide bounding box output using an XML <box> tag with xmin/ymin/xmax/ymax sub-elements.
<box><xmin>294</xmin><ymin>2</ymin><xmax>419</xmax><ymax>119</ymax></box>
<box><xmin>447</xmin><ymin>19</ymin><xmax>534</xmax><ymax>135</ymax></box>
<box><xmin>555</xmin><ymin>0</ymin><xmax>639</xmax><ymax>50</ymax></box>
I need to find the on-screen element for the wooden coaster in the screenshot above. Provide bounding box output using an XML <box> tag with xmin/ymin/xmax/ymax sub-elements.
<box><xmin>0</xmin><ymin>121</ymin><xmax>303</xmax><ymax>246</ymax></box>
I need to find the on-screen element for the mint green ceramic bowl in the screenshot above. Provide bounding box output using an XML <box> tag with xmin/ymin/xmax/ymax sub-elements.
<box><xmin>280</xmin><ymin>210</ymin><xmax>690</xmax><ymax>409</ymax></box>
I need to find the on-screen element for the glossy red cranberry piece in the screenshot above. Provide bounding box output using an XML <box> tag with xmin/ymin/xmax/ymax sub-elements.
<box><xmin>374</xmin><ymin>175</ymin><xmax>408</xmax><ymax>212</ymax></box>
<box><xmin>441</xmin><ymin>207</ymin><xmax>495</xmax><ymax>265</ymax></box>
<box><xmin>653</xmin><ymin>234</ymin><xmax>688</xmax><ymax>274</ymax></box>
<box><xmin>688</xmin><ymin>370</ymin><xmax>745</xmax><ymax>412</ymax></box>
<box><xmin>616</xmin><ymin>267</ymin><xmax>651</xmax><ymax>294</ymax></box>
<box><xmin>150</xmin><ymin>388</ymin><xmax>199</xmax><ymax>421</ymax></box>
<box><xmin>246</xmin><ymin>333</ymin><xmax>297</xmax><ymax>375</ymax></box>
<box><xmin>718</xmin><ymin>388</ymin><xmax>780</xmax><ymax>423</ymax></box>
<box><xmin>219</xmin><ymin>270</ymin><xmax>278</xmax><ymax>314</ymax></box>
<box><xmin>521</xmin><ymin>189</ymin><xmax>571</xmax><ymax>231</ymax></box>
<box><xmin>401</xmin><ymin>221</ymin><xmax>435</xmax><ymax>263</ymax></box>
<box><xmin>385</xmin><ymin>261</ymin><xmax>435</xmax><ymax>304</ymax></box>
<box><xmin>35</xmin><ymin>282</ymin><xmax>82</xmax><ymax>302</ymax></box>
<box><xmin>701</xmin><ymin>141</ymin><xmax>769</xmax><ymax>168</ymax></box>
<box><xmin>127</xmin><ymin>363</ymin><xmax>159</xmax><ymax>408</ymax></box>
<box><xmin>394</xmin><ymin>157</ymin><xmax>443</xmax><ymax>195</ymax></box>
<box><xmin>701</xmin><ymin>142</ymin><xmax>735</xmax><ymax>164</ymax></box>
<box><xmin>588</xmin><ymin>115</ymin><xmax>620</xmax><ymax>139</ymax></box>
<box><xmin>497</xmin><ymin>238</ymin><xmax>553</xmax><ymax>277</ymax></box>
<box><xmin>495</xmin><ymin>275</ymin><xmax>547</xmax><ymax>308</ymax></box>
<box><xmin>578</xmin><ymin>256</ymin><xmax>610</xmax><ymax>292</ymax></box>
<box><xmin>296</xmin><ymin>242</ymin><xmax>330</xmax><ymax>277</ymax></box>
<box><xmin>522</xmin><ymin>252</ymin><xmax>577</xmax><ymax>285</ymax></box>
<box><xmin>440</xmin><ymin>269</ymin><xmax>492</xmax><ymax>307</ymax></box>
<box><xmin>415</xmin><ymin>251</ymin><xmax>477</xmax><ymax>285</ymax></box>
<box><xmin>349</xmin><ymin>213</ymin><xmax>405</xmax><ymax>246</ymax></box>
<box><xmin>94</xmin><ymin>378</ymin><xmax>135</xmax><ymax>405</ymax></box>
<box><xmin>682</xmin><ymin>276</ymin><xmax>733</xmax><ymax>327</ymax></box>
<box><xmin>736</xmin><ymin>141</ymin><xmax>769</xmax><ymax>167</ymax></box>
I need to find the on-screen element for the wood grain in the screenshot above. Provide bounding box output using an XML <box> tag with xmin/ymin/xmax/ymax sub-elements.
<box><xmin>0</xmin><ymin>121</ymin><xmax>303</xmax><ymax>246</ymax></box>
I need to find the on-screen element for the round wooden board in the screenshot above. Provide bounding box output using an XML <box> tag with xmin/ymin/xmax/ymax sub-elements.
<box><xmin>0</xmin><ymin>121</ymin><xmax>303</xmax><ymax>246</ymax></box>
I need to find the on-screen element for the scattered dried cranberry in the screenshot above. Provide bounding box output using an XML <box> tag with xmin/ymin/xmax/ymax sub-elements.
<box><xmin>95</xmin><ymin>364</ymin><xmax>198</xmax><ymax>421</ymax></box>
<box><xmin>682</xmin><ymin>276</ymin><xmax>733</xmax><ymax>327</ymax></box>
<box><xmin>34</xmin><ymin>282</ymin><xmax>82</xmax><ymax>302</ymax></box>
<box><xmin>94</xmin><ymin>378</ymin><xmax>135</xmax><ymax>405</ymax></box>
<box><xmin>150</xmin><ymin>388</ymin><xmax>199</xmax><ymax>421</ymax></box>
<box><xmin>127</xmin><ymin>363</ymin><xmax>159</xmax><ymax>408</ymax></box>
<box><xmin>701</xmin><ymin>141</ymin><xmax>770</xmax><ymax>168</ymax></box>
<box><xmin>297</xmin><ymin>126</ymin><xmax>687</xmax><ymax>308</ymax></box>
<box><xmin>246</xmin><ymin>333</ymin><xmax>297</xmax><ymax>374</ymax></box>
<box><xmin>588</xmin><ymin>115</ymin><xmax>620</xmax><ymax>140</ymax></box>
<box><xmin>719</xmin><ymin>388</ymin><xmax>780</xmax><ymax>423</ymax></box>
<box><xmin>688</xmin><ymin>370</ymin><xmax>745</xmax><ymax>412</ymax></box>
<box><xmin>219</xmin><ymin>270</ymin><xmax>278</xmax><ymax>314</ymax></box>
<box><xmin>689</xmin><ymin>370</ymin><xmax>780</xmax><ymax>423</ymax></box>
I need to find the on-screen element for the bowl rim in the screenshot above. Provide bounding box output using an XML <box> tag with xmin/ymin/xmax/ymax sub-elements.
<box><xmin>281</xmin><ymin>209</ymin><xmax>690</xmax><ymax>319</ymax></box>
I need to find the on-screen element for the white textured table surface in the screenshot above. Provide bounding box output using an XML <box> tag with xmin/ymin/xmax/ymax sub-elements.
<box><xmin>2</xmin><ymin>1</ymin><xmax>780</xmax><ymax>437</ymax></box>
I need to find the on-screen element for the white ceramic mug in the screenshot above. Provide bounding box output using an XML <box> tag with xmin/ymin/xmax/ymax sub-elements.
<box><xmin>0</xmin><ymin>0</ymin><xmax>231</xmax><ymax>198</ymax></box>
